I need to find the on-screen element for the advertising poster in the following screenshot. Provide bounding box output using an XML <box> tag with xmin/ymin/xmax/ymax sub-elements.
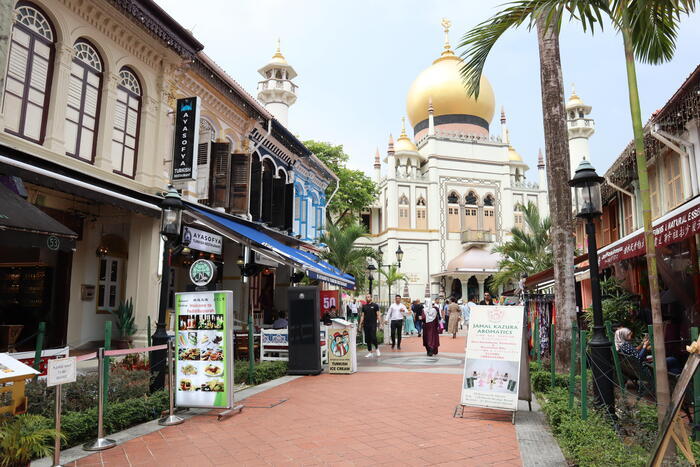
<box><xmin>175</xmin><ymin>291</ymin><xmax>233</xmax><ymax>409</ymax></box>
<box><xmin>327</xmin><ymin>322</ymin><xmax>356</xmax><ymax>374</ymax></box>
<box><xmin>320</xmin><ymin>290</ymin><xmax>339</xmax><ymax>318</ymax></box>
<box><xmin>461</xmin><ymin>305</ymin><xmax>524</xmax><ymax>411</ymax></box>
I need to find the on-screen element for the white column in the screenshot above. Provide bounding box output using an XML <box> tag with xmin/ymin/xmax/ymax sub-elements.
<box><xmin>477</xmin><ymin>279</ymin><xmax>484</xmax><ymax>300</ymax></box>
<box><xmin>44</xmin><ymin>42</ymin><xmax>73</xmax><ymax>153</ymax></box>
<box><xmin>94</xmin><ymin>72</ymin><xmax>118</xmax><ymax>172</ymax></box>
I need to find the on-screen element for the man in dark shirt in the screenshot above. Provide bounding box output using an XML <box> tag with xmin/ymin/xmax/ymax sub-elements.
<box><xmin>359</xmin><ymin>294</ymin><xmax>382</xmax><ymax>357</ymax></box>
<box><xmin>412</xmin><ymin>300</ymin><xmax>424</xmax><ymax>337</ymax></box>
<box><xmin>479</xmin><ymin>292</ymin><xmax>496</xmax><ymax>305</ymax></box>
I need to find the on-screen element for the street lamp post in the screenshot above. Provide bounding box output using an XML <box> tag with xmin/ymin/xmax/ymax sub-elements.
<box><xmin>150</xmin><ymin>186</ymin><xmax>183</xmax><ymax>393</ymax></box>
<box><xmin>367</xmin><ymin>263</ymin><xmax>376</xmax><ymax>296</ymax></box>
<box><xmin>376</xmin><ymin>245</ymin><xmax>405</xmax><ymax>303</ymax></box>
<box><xmin>569</xmin><ymin>160</ymin><xmax>615</xmax><ymax>415</ymax></box>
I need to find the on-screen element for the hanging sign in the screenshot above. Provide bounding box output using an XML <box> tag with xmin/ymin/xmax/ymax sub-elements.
<box><xmin>171</xmin><ymin>96</ymin><xmax>201</xmax><ymax>181</ymax></box>
<box><xmin>175</xmin><ymin>291</ymin><xmax>233</xmax><ymax>409</ymax></box>
<box><xmin>182</xmin><ymin>226</ymin><xmax>222</xmax><ymax>255</ymax></box>
<box><xmin>189</xmin><ymin>259</ymin><xmax>217</xmax><ymax>287</ymax></box>
<box><xmin>461</xmin><ymin>305</ymin><xmax>525</xmax><ymax>411</ymax></box>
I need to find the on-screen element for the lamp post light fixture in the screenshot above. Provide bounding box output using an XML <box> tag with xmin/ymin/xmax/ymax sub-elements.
<box><xmin>367</xmin><ymin>263</ymin><xmax>376</xmax><ymax>296</ymax></box>
<box><xmin>395</xmin><ymin>245</ymin><xmax>404</xmax><ymax>268</ymax></box>
<box><xmin>569</xmin><ymin>159</ymin><xmax>615</xmax><ymax>415</ymax></box>
<box><xmin>150</xmin><ymin>185</ymin><xmax>183</xmax><ymax>392</ymax></box>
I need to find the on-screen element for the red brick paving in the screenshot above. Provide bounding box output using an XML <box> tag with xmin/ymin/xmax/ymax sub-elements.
<box><xmin>69</xmin><ymin>370</ymin><xmax>521</xmax><ymax>466</ymax></box>
<box><xmin>380</xmin><ymin>333</ymin><xmax>467</xmax><ymax>354</ymax></box>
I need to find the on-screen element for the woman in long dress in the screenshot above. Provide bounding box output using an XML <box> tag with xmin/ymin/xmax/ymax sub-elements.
<box><xmin>404</xmin><ymin>305</ymin><xmax>417</xmax><ymax>335</ymax></box>
<box><xmin>422</xmin><ymin>301</ymin><xmax>440</xmax><ymax>356</ymax></box>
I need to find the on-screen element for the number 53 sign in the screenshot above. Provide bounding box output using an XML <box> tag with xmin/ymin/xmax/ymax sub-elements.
<box><xmin>320</xmin><ymin>290</ymin><xmax>339</xmax><ymax>317</ymax></box>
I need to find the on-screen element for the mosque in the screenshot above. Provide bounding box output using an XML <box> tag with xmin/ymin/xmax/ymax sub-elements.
<box><xmin>356</xmin><ymin>19</ymin><xmax>595</xmax><ymax>302</ymax></box>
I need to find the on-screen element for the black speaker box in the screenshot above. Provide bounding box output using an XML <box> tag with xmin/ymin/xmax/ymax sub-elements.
<box><xmin>287</xmin><ymin>286</ymin><xmax>322</xmax><ymax>375</ymax></box>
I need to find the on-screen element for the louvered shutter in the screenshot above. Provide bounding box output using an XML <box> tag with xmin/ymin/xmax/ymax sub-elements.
<box><xmin>271</xmin><ymin>176</ymin><xmax>286</xmax><ymax>228</ymax></box>
<box><xmin>229</xmin><ymin>153</ymin><xmax>250</xmax><ymax>214</ymax></box>
<box><xmin>249</xmin><ymin>156</ymin><xmax>262</xmax><ymax>220</ymax></box>
<box><xmin>196</xmin><ymin>142</ymin><xmax>210</xmax><ymax>199</ymax></box>
<box><xmin>284</xmin><ymin>183</ymin><xmax>294</xmax><ymax>232</ymax></box>
<box><xmin>208</xmin><ymin>142</ymin><xmax>231</xmax><ymax>208</ymax></box>
<box><xmin>261</xmin><ymin>166</ymin><xmax>273</xmax><ymax>224</ymax></box>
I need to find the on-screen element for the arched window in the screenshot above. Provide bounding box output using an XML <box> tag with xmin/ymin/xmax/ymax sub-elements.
<box><xmin>483</xmin><ymin>194</ymin><xmax>495</xmax><ymax>232</ymax></box>
<box><xmin>465</xmin><ymin>191</ymin><xmax>478</xmax><ymax>205</ymax></box>
<box><xmin>484</xmin><ymin>194</ymin><xmax>494</xmax><ymax>206</ymax></box>
<box><xmin>416</xmin><ymin>196</ymin><xmax>427</xmax><ymax>230</ymax></box>
<box><xmin>3</xmin><ymin>3</ymin><xmax>55</xmax><ymax>143</ymax></box>
<box><xmin>447</xmin><ymin>191</ymin><xmax>460</xmax><ymax>233</ymax></box>
<box><xmin>65</xmin><ymin>40</ymin><xmax>102</xmax><ymax>162</ymax></box>
<box><xmin>111</xmin><ymin>68</ymin><xmax>141</xmax><ymax>177</ymax></box>
<box><xmin>398</xmin><ymin>194</ymin><xmax>409</xmax><ymax>229</ymax></box>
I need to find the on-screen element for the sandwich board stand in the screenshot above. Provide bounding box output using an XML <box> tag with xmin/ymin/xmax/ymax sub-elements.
<box><xmin>457</xmin><ymin>305</ymin><xmax>531</xmax><ymax>423</ymax></box>
<box><xmin>287</xmin><ymin>286</ymin><xmax>322</xmax><ymax>375</ymax></box>
<box><xmin>327</xmin><ymin>318</ymin><xmax>357</xmax><ymax>374</ymax></box>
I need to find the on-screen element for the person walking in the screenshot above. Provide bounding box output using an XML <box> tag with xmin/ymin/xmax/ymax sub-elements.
<box><xmin>480</xmin><ymin>292</ymin><xmax>496</xmax><ymax>305</ymax></box>
<box><xmin>404</xmin><ymin>302</ymin><xmax>417</xmax><ymax>335</ymax></box>
<box><xmin>347</xmin><ymin>298</ymin><xmax>359</xmax><ymax>323</ymax></box>
<box><xmin>464</xmin><ymin>296</ymin><xmax>475</xmax><ymax>332</ymax></box>
<box><xmin>386</xmin><ymin>295</ymin><xmax>408</xmax><ymax>350</ymax></box>
<box><xmin>447</xmin><ymin>298</ymin><xmax>461</xmax><ymax>339</ymax></box>
<box><xmin>360</xmin><ymin>294</ymin><xmax>382</xmax><ymax>357</ymax></box>
<box><xmin>442</xmin><ymin>298</ymin><xmax>450</xmax><ymax>334</ymax></box>
<box><xmin>412</xmin><ymin>299</ymin><xmax>424</xmax><ymax>337</ymax></box>
<box><xmin>422</xmin><ymin>300</ymin><xmax>440</xmax><ymax>356</ymax></box>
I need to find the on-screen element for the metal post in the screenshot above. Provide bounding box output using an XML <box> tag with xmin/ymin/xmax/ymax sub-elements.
<box><xmin>692</xmin><ymin>327</ymin><xmax>700</xmax><ymax>440</ymax></box>
<box><xmin>647</xmin><ymin>323</ymin><xmax>656</xmax><ymax>387</ymax></box>
<box><xmin>248</xmin><ymin>303</ymin><xmax>254</xmax><ymax>384</ymax></box>
<box><xmin>585</xmin><ymin>218</ymin><xmax>615</xmax><ymax>415</ymax></box>
<box><xmin>52</xmin><ymin>384</ymin><xmax>62</xmax><ymax>467</ymax></box>
<box><xmin>147</xmin><ymin>316</ymin><xmax>152</xmax><ymax>348</ymax></box>
<box><xmin>605</xmin><ymin>320</ymin><xmax>625</xmax><ymax>396</ymax></box>
<box><xmin>368</xmin><ymin>277</ymin><xmax>373</xmax><ymax>296</ymax></box>
<box><xmin>581</xmin><ymin>330</ymin><xmax>588</xmax><ymax>420</ymax></box>
<box><xmin>550</xmin><ymin>320</ymin><xmax>555</xmax><ymax>388</ymax></box>
<box><xmin>103</xmin><ymin>321</ymin><xmax>111</xmax><ymax>404</ymax></box>
<box><xmin>568</xmin><ymin>321</ymin><xmax>579</xmax><ymax>410</ymax></box>
<box><xmin>159</xmin><ymin>338</ymin><xmax>184</xmax><ymax>426</ymax></box>
<box><xmin>83</xmin><ymin>348</ymin><xmax>116</xmax><ymax>451</ymax></box>
<box><xmin>150</xmin><ymin>240</ymin><xmax>172</xmax><ymax>393</ymax></box>
<box><xmin>33</xmin><ymin>321</ymin><xmax>46</xmax><ymax>372</ymax></box>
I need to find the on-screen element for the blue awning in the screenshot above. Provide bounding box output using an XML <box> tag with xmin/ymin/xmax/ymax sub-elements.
<box><xmin>187</xmin><ymin>205</ymin><xmax>355</xmax><ymax>289</ymax></box>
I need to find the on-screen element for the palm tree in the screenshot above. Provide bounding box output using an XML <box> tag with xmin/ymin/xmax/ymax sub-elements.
<box><xmin>458</xmin><ymin>2</ymin><xmax>577</xmax><ymax>373</ymax></box>
<box><xmin>380</xmin><ymin>265</ymin><xmax>407</xmax><ymax>300</ymax></box>
<box><xmin>458</xmin><ymin>0</ymin><xmax>696</xmax><ymax>431</ymax></box>
<box><xmin>318</xmin><ymin>222</ymin><xmax>377</xmax><ymax>291</ymax></box>
<box><xmin>492</xmin><ymin>203</ymin><xmax>553</xmax><ymax>289</ymax></box>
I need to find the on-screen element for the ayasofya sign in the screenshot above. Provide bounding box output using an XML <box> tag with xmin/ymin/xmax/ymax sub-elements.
<box><xmin>189</xmin><ymin>259</ymin><xmax>216</xmax><ymax>287</ymax></box>
<box><xmin>172</xmin><ymin>97</ymin><xmax>201</xmax><ymax>181</ymax></box>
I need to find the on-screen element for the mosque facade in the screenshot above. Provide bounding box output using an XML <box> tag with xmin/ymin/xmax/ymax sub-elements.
<box><xmin>357</xmin><ymin>21</ymin><xmax>594</xmax><ymax>302</ymax></box>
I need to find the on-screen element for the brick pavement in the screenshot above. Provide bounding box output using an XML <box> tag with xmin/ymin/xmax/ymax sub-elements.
<box><xmin>69</xmin><ymin>369</ymin><xmax>522</xmax><ymax>466</ymax></box>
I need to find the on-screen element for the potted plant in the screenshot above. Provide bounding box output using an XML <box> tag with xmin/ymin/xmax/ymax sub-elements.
<box><xmin>0</xmin><ymin>414</ymin><xmax>61</xmax><ymax>467</ymax></box>
<box><xmin>110</xmin><ymin>298</ymin><xmax>137</xmax><ymax>349</ymax></box>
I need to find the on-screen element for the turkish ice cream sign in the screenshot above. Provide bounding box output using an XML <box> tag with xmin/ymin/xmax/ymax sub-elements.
<box><xmin>461</xmin><ymin>305</ymin><xmax>524</xmax><ymax>411</ymax></box>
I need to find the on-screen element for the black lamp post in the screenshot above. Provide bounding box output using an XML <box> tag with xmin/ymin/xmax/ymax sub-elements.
<box><xmin>569</xmin><ymin>160</ymin><xmax>615</xmax><ymax>415</ymax></box>
<box><xmin>367</xmin><ymin>263</ymin><xmax>376</xmax><ymax>296</ymax></box>
<box><xmin>396</xmin><ymin>245</ymin><xmax>404</xmax><ymax>268</ymax></box>
<box><xmin>150</xmin><ymin>185</ymin><xmax>183</xmax><ymax>393</ymax></box>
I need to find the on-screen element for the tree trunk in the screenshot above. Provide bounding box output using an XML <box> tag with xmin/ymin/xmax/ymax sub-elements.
<box><xmin>620</xmin><ymin>12</ymin><xmax>670</xmax><ymax>432</ymax></box>
<box><xmin>536</xmin><ymin>16</ymin><xmax>578</xmax><ymax>373</ymax></box>
<box><xmin>0</xmin><ymin>0</ymin><xmax>13</xmax><ymax>109</ymax></box>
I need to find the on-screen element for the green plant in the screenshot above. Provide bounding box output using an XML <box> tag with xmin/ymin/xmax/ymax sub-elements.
<box><xmin>233</xmin><ymin>360</ymin><xmax>287</xmax><ymax>385</ymax></box>
<box><xmin>582</xmin><ymin>277</ymin><xmax>644</xmax><ymax>338</ymax></box>
<box><xmin>0</xmin><ymin>414</ymin><xmax>61</xmax><ymax>467</ymax></box>
<box><xmin>110</xmin><ymin>298</ymin><xmax>137</xmax><ymax>339</ymax></box>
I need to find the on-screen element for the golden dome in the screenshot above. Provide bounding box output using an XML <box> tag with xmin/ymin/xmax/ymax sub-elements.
<box><xmin>394</xmin><ymin>117</ymin><xmax>418</xmax><ymax>153</ymax></box>
<box><xmin>271</xmin><ymin>39</ymin><xmax>288</xmax><ymax>65</ymax></box>
<box><xmin>508</xmin><ymin>146</ymin><xmax>523</xmax><ymax>162</ymax></box>
<box><xmin>406</xmin><ymin>22</ymin><xmax>495</xmax><ymax>129</ymax></box>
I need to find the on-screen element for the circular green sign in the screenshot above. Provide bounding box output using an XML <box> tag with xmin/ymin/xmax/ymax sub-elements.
<box><xmin>189</xmin><ymin>259</ymin><xmax>216</xmax><ymax>287</ymax></box>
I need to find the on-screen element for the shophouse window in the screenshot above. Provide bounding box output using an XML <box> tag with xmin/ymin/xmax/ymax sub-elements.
<box><xmin>3</xmin><ymin>3</ymin><xmax>55</xmax><ymax>143</ymax></box>
<box><xmin>416</xmin><ymin>196</ymin><xmax>427</xmax><ymax>230</ymax></box>
<box><xmin>112</xmin><ymin>68</ymin><xmax>141</xmax><ymax>177</ymax></box>
<box><xmin>65</xmin><ymin>40</ymin><xmax>103</xmax><ymax>162</ymax></box>
<box><xmin>447</xmin><ymin>191</ymin><xmax>460</xmax><ymax>233</ymax></box>
<box><xmin>623</xmin><ymin>195</ymin><xmax>634</xmax><ymax>234</ymax></box>
<box><xmin>649</xmin><ymin>165</ymin><xmax>660</xmax><ymax>218</ymax></box>
<box><xmin>398</xmin><ymin>194</ymin><xmax>410</xmax><ymax>229</ymax></box>
<box><xmin>97</xmin><ymin>256</ymin><xmax>122</xmax><ymax>312</ymax></box>
<box><xmin>483</xmin><ymin>194</ymin><xmax>496</xmax><ymax>232</ymax></box>
<box><xmin>664</xmin><ymin>153</ymin><xmax>683</xmax><ymax>210</ymax></box>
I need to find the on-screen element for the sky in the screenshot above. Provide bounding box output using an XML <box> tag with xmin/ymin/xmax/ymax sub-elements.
<box><xmin>156</xmin><ymin>0</ymin><xmax>700</xmax><ymax>180</ymax></box>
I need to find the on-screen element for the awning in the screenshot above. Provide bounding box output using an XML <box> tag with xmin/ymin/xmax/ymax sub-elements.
<box><xmin>0</xmin><ymin>183</ymin><xmax>77</xmax><ymax>251</ymax></box>
<box><xmin>186</xmin><ymin>205</ymin><xmax>355</xmax><ymax>289</ymax></box>
<box><xmin>598</xmin><ymin>195</ymin><xmax>700</xmax><ymax>269</ymax></box>
<box><xmin>524</xmin><ymin>254</ymin><xmax>590</xmax><ymax>288</ymax></box>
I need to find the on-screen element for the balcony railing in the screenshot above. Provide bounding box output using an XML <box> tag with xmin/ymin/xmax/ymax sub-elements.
<box><xmin>460</xmin><ymin>229</ymin><xmax>495</xmax><ymax>244</ymax></box>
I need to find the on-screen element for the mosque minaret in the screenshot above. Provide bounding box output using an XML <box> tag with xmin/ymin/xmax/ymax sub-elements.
<box><xmin>566</xmin><ymin>85</ymin><xmax>595</xmax><ymax>176</ymax></box>
<box><xmin>356</xmin><ymin>19</ymin><xmax>549</xmax><ymax>302</ymax></box>
<box><xmin>257</xmin><ymin>40</ymin><xmax>298</xmax><ymax>127</ymax></box>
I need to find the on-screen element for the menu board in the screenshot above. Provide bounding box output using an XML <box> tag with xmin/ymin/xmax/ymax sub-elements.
<box><xmin>175</xmin><ymin>291</ymin><xmax>233</xmax><ymax>409</ymax></box>
<box><xmin>461</xmin><ymin>305</ymin><xmax>524</xmax><ymax>411</ymax></box>
<box><xmin>0</xmin><ymin>353</ymin><xmax>40</xmax><ymax>380</ymax></box>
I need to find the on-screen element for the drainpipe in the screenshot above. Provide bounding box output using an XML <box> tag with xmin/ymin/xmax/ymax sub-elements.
<box><xmin>651</xmin><ymin>125</ymin><xmax>699</xmax><ymax>197</ymax></box>
<box><xmin>605</xmin><ymin>176</ymin><xmax>637</xmax><ymax>231</ymax></box>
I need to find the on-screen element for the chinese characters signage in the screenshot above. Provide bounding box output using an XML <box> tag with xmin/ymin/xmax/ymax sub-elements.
<box><xmin>171</xmin><ymin>97</ymin><xmax>201</xmax><ymax>181</ymax></box>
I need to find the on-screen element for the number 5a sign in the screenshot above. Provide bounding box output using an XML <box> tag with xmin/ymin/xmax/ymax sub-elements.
<box><xmin>320</xmin><ymin>290</ymin><xmax>339</xmax><ymax>317</ymax></box>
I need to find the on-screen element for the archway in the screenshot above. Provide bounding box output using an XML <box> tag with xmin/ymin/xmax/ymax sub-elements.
<box><xmin>467</xmin><ymin>276</ymin><xmax>479</xmax><ymax>301</ymax></box>
<box><xmin>450</xmin><ymin>278</ymin><xmax>463</xmax><ymax>300</ymax></box>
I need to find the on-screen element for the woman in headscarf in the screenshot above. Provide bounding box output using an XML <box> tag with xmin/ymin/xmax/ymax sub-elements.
<box><xmin>404</xmin><ymin>301</ymin><xmax>417</xmax><ymax>336</ymax></box>
<box><xmin>422</xmin><ymin>300</ymin><xmax>440</xmax><ymax>356</ymax></box>
<box><xmin>614</xmin><ymin>327</ymin><xmax>649</xmax><ymax>360</ymax></box>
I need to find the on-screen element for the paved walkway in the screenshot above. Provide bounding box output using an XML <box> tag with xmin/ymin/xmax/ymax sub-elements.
<box><xmin>65</xmin><ymin>331</ymin><xmax>535</xmax><ymax>466</ymax></box>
